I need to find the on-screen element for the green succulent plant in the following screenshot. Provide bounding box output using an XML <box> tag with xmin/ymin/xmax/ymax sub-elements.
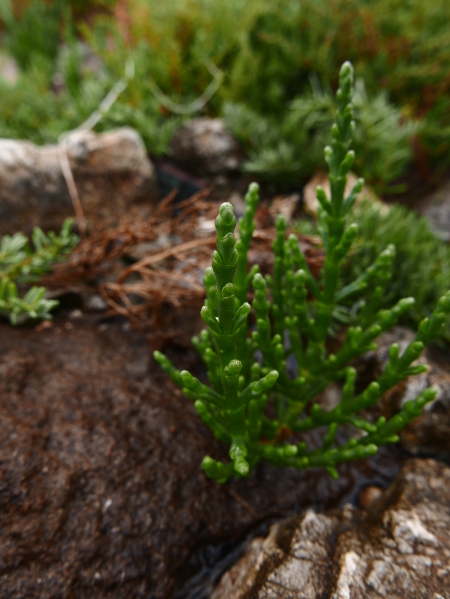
<box><xmin>154</xmin><ymin>62</ymin><xmax>450</xmax><ymax>483</ymax></box>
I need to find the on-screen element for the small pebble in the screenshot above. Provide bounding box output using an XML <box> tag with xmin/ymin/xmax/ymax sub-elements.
<box><xmin>86</xmin><ymin>294</ymin><xmax>108</xmax><ymax>312</ymax></box>
<box><xmin>358</xmin><ymin>485</ymin><xmax>384</xmax><ymax>509</ymax></box>
<box><xmin>197</xmin><ymin>218</ymin><xmax>216</xmax><ymax>235</ymax></box>
<box><xmin>35</xmin><ymin>320</ymin><xmax>53</xmax><ymax>332</ymax></box>
<box><xmin>69</xmin><ymin>309</ymin><xmax>83</xmax><ymax>320</ymax></box>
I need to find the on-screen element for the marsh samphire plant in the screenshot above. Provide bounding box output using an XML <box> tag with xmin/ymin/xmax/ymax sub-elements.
<box><xmin>154</xmin><ymin>62</ymin><xmax>450</xmax><ymax>483</ymax></box>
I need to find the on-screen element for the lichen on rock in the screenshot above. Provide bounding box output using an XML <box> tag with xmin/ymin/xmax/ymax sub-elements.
<box><xmin>212</xmin><ymin>459</ymin><xmax>450</xmax><ymax>599</ymax></box>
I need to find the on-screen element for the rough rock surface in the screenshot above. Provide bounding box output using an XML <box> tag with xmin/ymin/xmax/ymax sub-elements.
<box><xmin>170</xmin><ymin>118</ymin><xmax>242</xmax><ymax>175</ymax></box>
<box><xmin>212</xmin><ymin>458</ymin><xmax>450</xmax><ymax>599</ymax></box>
<box><xmin>362</xmin><ymin>327</ymin><xmax>450</xmax><ymax>458</ymax></box>
<box><xmin>0</xmin><ymin>316</ymin><xmax>404</xmax><ymax>599</ymax></box>
<box><xmin>421</xmin><ymin>179</ymin><xmax>450</xmax><ymax>242</ymax></box>
<box><xmin>0</xmin><ymin>128</ymin><xmax>157</xmax><ymax>234</ymax></box>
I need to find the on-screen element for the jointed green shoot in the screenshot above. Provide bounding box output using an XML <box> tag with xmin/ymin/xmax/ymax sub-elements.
<box><xmin>155</xmin><ymin>62</ymin><xmax>450</xmax><ymax>483</ymax></box>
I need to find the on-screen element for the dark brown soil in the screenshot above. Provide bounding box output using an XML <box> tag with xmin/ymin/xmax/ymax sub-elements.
<box><xmin>0</xmin><ymin>314</ymin><xmax>406</xmax><ymax>598</ymax></box>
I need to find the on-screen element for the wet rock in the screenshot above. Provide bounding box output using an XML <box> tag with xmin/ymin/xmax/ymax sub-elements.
<box><xmin>0</xmin><ymin>317</ymin><xmax>404</xmax><ymax>598</ymax></box>
<box><xmin>170</xmin><ymin>118</ymin><xmax>242</xmax><ymax>175</ymax></box>
<box><xmin>0</xmin><ymin>128</ymin><xmax>157</xmax><ymax>235</ymax></box>
<box><xmin>362</xmin><ymin>327</ymin><xmax>450</xmax><ymax>458</ymax></box>
<box><xmin>303</xmin><ymin>171</ymin><xmax>381</xmax><ymax>218</ymax></box>
<box><xmin>212</xmin><ymin>459</ymin><xmax>450</xmax><ymax>599</ymax></box>
<box><xmin>420</xmin><ymin>178</ymin><xmax>450</xmax><ymax>242</ymax></box>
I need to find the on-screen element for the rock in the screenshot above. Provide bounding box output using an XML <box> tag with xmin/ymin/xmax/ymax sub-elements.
<box><xmin>0</xmin><ymin>128</ymin><xmax>157</xmax><ymax>235</ymax></box>
<box><xmin>361</xmin><ymin>327</ymin><xmax>450</xmax><ymax>458</ymax></box>
<box><xmin>126</xmin><ymin>234</ymin><xmax>174</xmax><ymax>261</ymax></box>
<box><xmin>85</xmin><ymin>294</ymin><xmax>108</xmax><ymax>312</ymax></box>
<box><xmin>0</xmin><ymin>317</ymin><xmax>405</xmax><ymax>598</ymax></box>
<box><xmin>228</xmin><ymin>192</ymin><xmax>246</xmax><ymax>219</ymax></box>
<box><xmin>420</xmin><ymin>178</ymin><xmax>450</xmax><ymax>242</ymax></box>
<box><xmin>212</xmin><ymin>459</ymin><xmax>450</xmax><ymax>599</ymax></box>
<box><xmin>196</xmin><ymin>217</ymin><xmax>216</xmax><ymax>236</ymax></box>
<box><xmin>358</xmin><ymin>485</ymin><xmax>384</xmax><ymax>509</ymax></box>
<box><xmin>154</xmin><ymin>159</ymin><xmax>205</xmax><ymax>200</ymax></box>
<box><xmin>269</xmin><ymin>194</ymin><xmax>300</xmax><ymax>224</ymax></box>
<box><xmin>68</xmin><ymin>309</ymin><xmax>83</xmax><ymax>320</ymax></box>
<box><xmin>170</xmin><ymin>118</ymin><xmax>242</xmax><ymax>175</ymax></box>
<box><xmin>0</xmin><ymin>51</ymin><xmax>19</xmax><ymax>85</ymax></box>
<box><xmin>303</xmin><ymin>171</ymin><xmax>381</xmax><ymax>218</ymax></box>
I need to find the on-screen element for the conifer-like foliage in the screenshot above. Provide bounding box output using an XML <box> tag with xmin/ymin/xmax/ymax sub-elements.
<box><xmin>0</xmin><ymin>219</ymin><xmax>79</xmax><ymax>324</ymax></box>
<box><xmin>154</xmin><ymin>62</ymin><xmax>450</xmax><ymax>483</ymax></box>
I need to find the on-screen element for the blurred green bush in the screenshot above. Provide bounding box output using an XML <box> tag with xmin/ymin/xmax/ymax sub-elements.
<box><xmin>296</xmin><ymin>200</ymin><xmax>450</xmax><ymax>339</ymax></box>
<box><xmin>224</xmin><ymin>78</ymin><xmax>419</xmax><ymax>192</ymax></box>
<box><xmin>0</xmin><ymin>0</ymin><xmax>448</xmax><ymax>190</ymax></box>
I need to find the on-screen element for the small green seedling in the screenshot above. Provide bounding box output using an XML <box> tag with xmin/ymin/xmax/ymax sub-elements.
<box><xmin>0</xmin><ymin>219</ymin><xmax>79</xmax><ymax>324</ymax></box>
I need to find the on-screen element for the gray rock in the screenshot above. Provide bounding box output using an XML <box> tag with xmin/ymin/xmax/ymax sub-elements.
<box><xmin>170</xmin><ymin>118</ymin><xmax>242</xmax><ymax>175</ymax></box>
<box><xmin>0</xmin><ymin>51</ymin><xmax>19</xmax><ymax>85</ymax></box>
<box><xmin>212</xmin><ymin>459</ymin><xmax>450</xmax><ymax>599</ymax></box>
<box><xmin>86</xmin><ymin>294</ymin><xmax>108</xmax><ymax>312</ymax></box>
<box><xmin>228</xmin><ymin>192</ymin><xmax>246</xmax><ymax>218</ymax></box>
<box><xmin>126</xmin><ymin>234</ymin><xmax>174</xmax><ymax>261</ymax></box>
<box><xmin>421</xmin><ymin>179</ymin><xmax>450</xmax><ymax>242</ymax></box>
<box><xmin>0</xmin><ymin>128</ymin><xmax>157</xmax><ymax>234</ymax></box>
<box><xmin>268</xmin><ymin>194</ymin><xmax>300</xmax><ymax>224</ymax></box>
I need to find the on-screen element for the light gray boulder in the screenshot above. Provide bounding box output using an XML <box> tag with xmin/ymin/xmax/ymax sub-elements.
<box><xmin>0</xmin><ymin>128</ymin><xmax>157</xmax><ymax>234</ymax></box>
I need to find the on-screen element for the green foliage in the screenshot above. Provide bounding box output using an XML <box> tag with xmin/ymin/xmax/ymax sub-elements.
<box><xmin>421</xmin><ymin>96</ymin><xmax>450</xmax><ymax>176</ymax></box>
<box><xmin>344</xmin><ymin>202</ymin><xmax>450</xmax><ymax>336</ymax></box>
<box><xmin>298</xmin><ymin>200</ymin><xmax>450</xmax><ymax>338</ymax></box>
<box><xmin>0</xmin><ymin>1</ymin><xmax>107</xmax><ymax>144</ymax></box>
<box><xmin>0</xmin><ymin>1</ymin><xmax>179</xmax><ymax>154</ymax></box>
<box><xmin>155</xmin><ymin>63</ymin><xmax>450</xmax><ymax>483</ymax></box>
<box><xmin>224</xmin><ymin>78</ymin><xmax>417</xmax><ymax>191</ymax></box>
<box><xmin>0</xmin><ymin>39</ymin><xmax>179</xmax><ymax>155</ymax></box>
<box><xmin>0</xmin><ymin>0</ymin><xmax>449</xmax><ymax>183</ymax></box>
<box><xmin>0</xmin><ymin>63</ymin><xmax>79</xmax><ymax>144</ymax></box>
<box><xmin>0</xmin><ymin>0</ymin><xmax>62</xmax><ymax>71</ymax></box>
<box><xmin>225</xmin><ymin>0</ymin><xmax>450</xmax><ymax>110</ymax></box>
<box><xmin>0</xmin><ymin>219</ymin><xmax>79</xmax><ymax>324</ymax></box>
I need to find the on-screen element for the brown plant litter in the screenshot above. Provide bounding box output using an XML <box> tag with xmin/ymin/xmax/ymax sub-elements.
<box><xmin>43</xmin><ymin>191</ymin><xmax>324</xmax><ymax>338</ymax></box>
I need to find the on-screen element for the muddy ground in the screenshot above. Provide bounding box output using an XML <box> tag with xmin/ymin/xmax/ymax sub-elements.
<box><xmin>0</xmin><ymin>312</ymin><xmax>407</xmax><ymax>598</ymax></box>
